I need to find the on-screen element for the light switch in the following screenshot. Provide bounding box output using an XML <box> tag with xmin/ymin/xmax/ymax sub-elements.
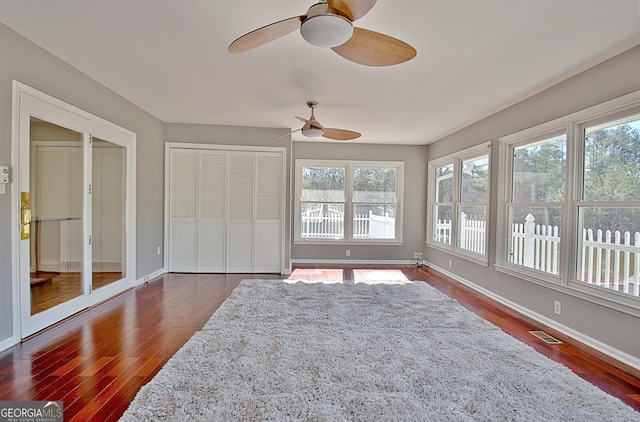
<box><xmin>0</xmin><ymin>166</ymin><xmax>8</xmax><ymax>184</ymax></box>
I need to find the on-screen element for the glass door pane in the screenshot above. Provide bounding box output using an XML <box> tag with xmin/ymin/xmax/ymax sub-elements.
<box><xmin>29</xmin><ymin>117</ymin><xmax>85</xmax><ymax>315</ymax></box>
<box><xmin>92</xmin><ymin>138</ymin><xmax>126</xmax><ymax>291</ymax></box>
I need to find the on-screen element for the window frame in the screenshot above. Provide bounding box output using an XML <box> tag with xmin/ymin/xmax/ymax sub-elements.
<box><xmin>294</xmin><ymin>159</ymin><xmax>404</xmax><ymax>245</ymax></box>
<box><xmin>496</xmin><ymin>127</ymin><xmax>569</xmax><ymax>285</ymax></box>
<box><xmin>426</xmin><ymin>142</ymin><xmax>491</xmax><ymax>265</ymax></box>
<box><xmin>497</xmin><ymin>89</ymin><xmax>640</xmax><ymax>314</ymax></box>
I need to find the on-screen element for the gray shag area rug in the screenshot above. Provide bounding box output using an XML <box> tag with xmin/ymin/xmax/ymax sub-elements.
<box><xmin>120</xmin><ymin>279</ymin><xmax>638</xmax><ymax>421</ymax></box>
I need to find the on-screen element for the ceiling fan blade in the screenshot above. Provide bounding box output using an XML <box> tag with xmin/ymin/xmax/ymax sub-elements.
<box><xmin>328</xmin><ymin>0</ymin><xmax>377</xmax><ymax>21</ymax></box>
<box><xmin>276</xmin><ymin>128</ymin><xmax>301</xmax><ymax>139</ymax></box>
<box><xmin>322</xmin><ymin>128</ymin><xmax>361</xmax><ymax>140</ymax></box>
<box><xmin>331</xmin><ymin>27</ymin><xmax>416</xmax><ymax>66</ymax></box>
<box><xmin>295</xmin><ymin>116</ymin><xmax>323</xmax><ymax>129</ymax></box>
<box><xmin>228</xmin><ymin>16</ymin><xmax>304</xmax><ymax>54</ymax></box>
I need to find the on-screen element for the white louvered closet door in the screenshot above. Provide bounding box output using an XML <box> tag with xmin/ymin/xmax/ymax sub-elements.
<box><xmin>169</xmin><ymin>147</ymin><xmax>284</xmax><ymax>273</ymax></box>
<box><xmin>169</xmin><ymin>149</ymin><xmax>198</xmax><ymax>271</ymax></box>
<box><xmin>226</xmin><ymin>152</ymin><xmax>255</xmax><ymax>272</ymax></box>
<box><xmin>197</xmin><ymin>151</ymin><xmax>226</xmax><ymax>272</ymax></box>
<box><xmin>254</xmin><ymin>153</ymin><xmax>283</xmax><ymax>272</ymax></box>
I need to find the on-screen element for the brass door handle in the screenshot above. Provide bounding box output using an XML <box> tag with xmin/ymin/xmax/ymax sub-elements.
<box><xmin>21</xmin><ymin>192</ymin><xmax>31</xmax><ymax>240</ymax></box>
<box><xmin>21</xmin><ymin>206</ymin><xmax>32</xmax><ymax>225</ymax></box>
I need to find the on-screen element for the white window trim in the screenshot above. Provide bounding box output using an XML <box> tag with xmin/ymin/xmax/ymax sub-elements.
<box><xmin>294</xmin><ymin>159</ymin><xmax>404</xmax><ymax>245</ymax></box>
<box><xmin>495</xmin><ymin>127</ymin><xmax>569</xmax><ymax>284</ymax></box>
<box><xmin>496</xmin><ymin>88</ymin><xmax>640</xmax><ymax>315</ymax></box>
<box><xmin>426</xmin><ymin>141</ymin><xmax>491</xmax><ymax>265</ymax></box>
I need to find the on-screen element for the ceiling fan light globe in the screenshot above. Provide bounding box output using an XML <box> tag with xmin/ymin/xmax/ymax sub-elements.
<box><xmin>302</xmin><ymin>124</ymin><xmax>324</xmax><ymax>137</ymax></box>
<box><xmin>300</xmin><ymin>14</ymin><xmax>354</xmax><ymax>47</ymax></box>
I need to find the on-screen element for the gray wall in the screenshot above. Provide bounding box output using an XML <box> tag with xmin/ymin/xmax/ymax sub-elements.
<box><xmin>426</xmin><ymin>44</ymin><xmax>640</xmax><ymax>360</ymax></box>
<box><xmin>292</xmin><ymin>141</ymin><xmax>428</xmax><ymax>262</ymax></box>
<box><xmin>0</xmin><ymin>23</ymin><xmax>165</xmax><ymax>343</ymax></box>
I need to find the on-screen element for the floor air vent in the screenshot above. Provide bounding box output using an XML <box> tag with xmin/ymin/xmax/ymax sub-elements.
<box><xmin>529</xmin><ymin>330</ymin><xmax>563</xmax><ymax>344</ymax></box>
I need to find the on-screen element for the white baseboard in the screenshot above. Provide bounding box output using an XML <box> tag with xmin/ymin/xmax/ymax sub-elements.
<box><xmin>135</xmin><ymin>267</ymin><xmax>167</xmax><ymax>286</ymax></box>
<box><xmin>291</xmin><ymin>259</ymin><xmax>414</xmax><ymax>265</ymax></box>
<box><xmin>0</xmin><ymin>335</ymin><xmax>18</xmax><ymax>353</ymax></box>
<box><xmin>427</xmin><ymin>263</ymin><xmax>640</xmax><ymax>371</ymax></box>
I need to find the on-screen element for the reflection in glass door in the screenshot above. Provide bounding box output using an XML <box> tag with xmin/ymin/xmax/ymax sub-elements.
<box><xmin>92</xmin><ymin>138</ymin><xmax>126</xmax><ymax>291</ymax></box>
<box><xmin>29</xmin><ymin>118</ymin><xmax>85</xmax><ymax>315</ymax></box>
<box><xmin>15</xmin><ymin>81</ymin><xmax>136</xmax><ymax>339</ymax></box>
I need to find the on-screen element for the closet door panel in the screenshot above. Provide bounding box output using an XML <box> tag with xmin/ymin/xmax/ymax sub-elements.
<box><xmin>255</xmin><ymin>221</ymin><xmax>281</xmax><ymax>272</ymax></box>
<box><xmin>170</xmin><ymin>220</ymin><xmax>197</xmax><ymax>272</ymax></box>
<box><xmin>197</xmin><ymin>152</ymin><xmax>226</xmax><ymax>271</ymax></box>
<box><xmin>226</xmin><ymin>222</ymin><xmax>253</xmax><ymax>272</ymax></box>
<box><xmin>255</xmin><ymin>153</ymin><xmax>283</xmax><ymax>272</ymax></box>
<box><xmin>169</xmin><ymin>150</ymin><xmax>198</xmax><ymax>271</ymax></box>
<box><xmin>198</xmin><ymin>221</ymin><xmax>225</xmax><ymax>272</ymax></box>
<box><xmin>226</xmin><ymin>153</ymin><xmax>254</xmax><ymax>272</ymax></box>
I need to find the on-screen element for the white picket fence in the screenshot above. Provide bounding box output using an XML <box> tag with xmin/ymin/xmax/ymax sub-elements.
<box><xmin>301</xmin><ymin>206</ymin><xmax>395</xmax><ymax>239</ymax></box>
<box><xmin>434</xmin><ymin>212</ymin><xmax>486</xmax><ymax>255</ymax></box>
<box><xmin>582</xmin><ymin>228</ymin><xmax>640</xmax><ymax>296</ymax></box>
<box><xmin>510</xmin><ymin>213</ymin><xmax>561</xmax><ymax>274</ymax></box>
<box><xmin>301</xmin><ymin>206</ymin><xmax>344</xmax><ymax>238</ymax></box>
<box><xmin>436</xmin><ymin>213</ymin><xmax>640</xmax><ymax>297</ymax></box>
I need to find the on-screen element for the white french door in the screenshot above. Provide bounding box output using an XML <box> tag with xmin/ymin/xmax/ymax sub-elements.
<box><xmin>13</xmin><ymin>82</ymin><xmax>136</xmax><ymax>338</ymax></box>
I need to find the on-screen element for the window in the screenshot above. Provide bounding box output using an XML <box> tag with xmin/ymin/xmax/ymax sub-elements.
<box><xmin>507</xmin><ymin>134</ymin><xmax>567</xmax><ymax>276</ymax></box>
<box><xmin>576</xmin><ymin>114</ymin><xmax>640</xmax><ymax>297</ymax></box>
<box><xmin>427</xmin><ymin>142</ymin><xmax>491</xmax><ymax>262</ymax></box>
<box><xmin>295</xmin><ymin>160</ymin><xmax>404</xmax><ymax>243</ymax></box>
<box><xmin>498</xmin><ymin>90</ymin><xmax>640</xmax><ymax>307</ymax></box>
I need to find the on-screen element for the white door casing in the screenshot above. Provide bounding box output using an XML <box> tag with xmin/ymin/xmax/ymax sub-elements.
<box><xmin>11</xmin><ymin>81</ymin><xmax>137</xmax><ymax>339</ymax></box>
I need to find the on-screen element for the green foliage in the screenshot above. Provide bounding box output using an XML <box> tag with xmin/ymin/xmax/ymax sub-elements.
<box><xmin>512</xmin><ymin>137</ymin><xmax>566</xmax><ymax>203</ymax></box>
<box><xmin>435</xmin><ymin>165</ymin><xmax>453</xmax><ymax>203</ymax></box>
<box><xmin>301</xmin><ymin>166</ymin><xmax>345</xmax><ymax>191</ymax></box>
<box><xmin>510</xmin><ymin>122</ymin><xmax>640</xmax><ymax>234</ymax></box>
<box><xmin>581</xmin><ymin>121</ymin><xmax>640</xmax><ymax>233</ymax></box>
<box><xmin>461</xmin><ymin>156</ymin><xmax>489</xmax><ymax>204</ymax></box>
<box><xmin>584</xmin><ymin>123</ymin><xmax>640</xmax><ymax>202</ymax></box>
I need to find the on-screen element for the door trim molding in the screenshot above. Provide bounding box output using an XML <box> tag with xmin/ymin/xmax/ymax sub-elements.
<box><xmin>10</xmin><ymin>81</ymin><xmax>137</xmax><ymax>342</ymax></box>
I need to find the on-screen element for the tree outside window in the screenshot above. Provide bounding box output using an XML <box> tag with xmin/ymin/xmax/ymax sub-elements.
<box><xmin>577</xmin><ymin>116</ymin><xmax>640</xmax><ymax>295</ymax></box>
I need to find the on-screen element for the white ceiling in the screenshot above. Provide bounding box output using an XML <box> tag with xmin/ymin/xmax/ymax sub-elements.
<box><xmin>1</xmin><ymin>1</ymin><xmax>640</xmax><ymax>145</ymax></box>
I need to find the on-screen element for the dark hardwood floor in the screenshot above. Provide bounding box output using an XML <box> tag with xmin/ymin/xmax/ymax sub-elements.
<box><xmin>1</xmin><ymin>265</ymin><xmax>638</xmax><ymax>421</ymax></box>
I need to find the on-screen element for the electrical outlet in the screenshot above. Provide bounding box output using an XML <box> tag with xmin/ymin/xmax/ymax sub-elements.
<box><xmin>448</xmin><ymin>259</ymin><xmax>452</xmax><ymax>268</ymax></box>
<box><xmin>144</xmin><ymin>275</ymin><xmax>150</xmax><ymax>282</ymax></box>
<box><xmin>554</xmin><ymin>300</ymin><xmax>562</xmax><ymax>316</ymax></box>
<box><xmin>346</xmin><ymin>249</ymin><xmax>350</xmax><ymax>257</ymax></box>
<box><xmin>418</xmin><ymin>252</ymin><xmax>423</xmax><ymax>259</ymax></box>
<box><xmin>413</xmin><ymin>252</ymin><xmax>419</xmax><ymax>259</ymax></box>
<box><xmin>157</xmin><ymin>246</ymin><xmax>161</xmax><ymax>255</ymax></box>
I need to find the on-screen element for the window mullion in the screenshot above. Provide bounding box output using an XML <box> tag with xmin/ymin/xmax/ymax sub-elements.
<box><xmin>344</xmin><ymin>164</ymin><xmax>353</xmax><ymax>241</ymax></box>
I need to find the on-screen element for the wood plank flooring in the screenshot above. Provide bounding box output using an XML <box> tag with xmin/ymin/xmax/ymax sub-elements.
<box><xmin>1</xmin><ymin>265</ymin><xmax>638</xmax><ymax>421</ymax></box>
<box><xmin>30</xmin><ymin>272</ymin><xmax>123</xmax><ymax>314</ymax></box>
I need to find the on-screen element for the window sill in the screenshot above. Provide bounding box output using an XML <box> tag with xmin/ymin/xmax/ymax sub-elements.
<box><xmin>425</xmin><ymin>241</ymin><xmax>489</xmax><ymax>267</ymax></box>
<box><xmin>294</xmin><ymin>239</ymin><xmax>403</xmax><ymax>246</ymax></box>
<box><xmin>494</xmin><ymin>263</ymin><xmax>640</xmax><ymax>318</ymax></box>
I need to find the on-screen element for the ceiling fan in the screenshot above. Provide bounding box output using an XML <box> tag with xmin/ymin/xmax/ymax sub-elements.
<box><xmin>228</xmin><ymin>0</ymin><xmax>416</xmax><ymax>66</ymax></box>
<box><xmin>279</xmin><ymin>101</ymin><xmax>361</xmax><ymax>140</ymax></box>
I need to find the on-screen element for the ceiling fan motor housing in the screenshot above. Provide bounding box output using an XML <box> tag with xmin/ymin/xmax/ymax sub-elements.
<box><xmin>300</xmin><ymin>3</ymin><xmax>354</xmax><ymax>47</ymax></box>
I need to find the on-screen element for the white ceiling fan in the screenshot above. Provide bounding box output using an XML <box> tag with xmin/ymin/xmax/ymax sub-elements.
<box><xmin>279</xmin><ymin>101</ymin><xmax>361</xmax><ymax>140</ymax></box>
<box><xmin>228</xmin><ymin>0</ymin><xmax>416</xmax><ymax>66</ymax></box>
